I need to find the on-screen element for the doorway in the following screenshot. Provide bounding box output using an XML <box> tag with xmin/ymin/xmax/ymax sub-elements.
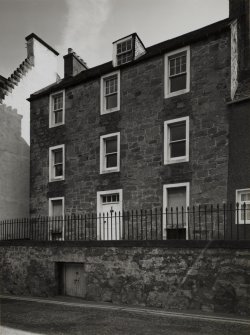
<box><xmin>97</xmin><ymin>189</ymin><xmax>123</xmax><ymax>240</ymax></box>
<box><xmin>60</xmin><ymin>263</ymin><xmax>86</xmax><ymax>298</ymax></box>
<box><xmin>163</xmin><ymin>183</ymin><xmax>190</xmax><ymax>239</ymax></box>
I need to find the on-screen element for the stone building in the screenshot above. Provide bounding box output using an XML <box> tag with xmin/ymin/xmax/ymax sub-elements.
<box><xmin>28</xmin><ymin>0</ymin><xmax>250</xmax><ymax>238</ymax></box>
<box><xmin>0</xmin><ymin>34</ymin><xmax>59</xmax><ymax>219</ymax></box>
<box><xmin>0</xmin><ymin>104</ymin><xmax>29</xmax><ymax>219</ymax></box>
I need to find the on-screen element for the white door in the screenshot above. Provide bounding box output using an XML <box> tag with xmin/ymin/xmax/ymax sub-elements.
<box><xmin>163</xmin><ymin>183</ymin><xmax>189</xmax><ymax>239</ymax></box>
<box><xmin>97</xmin><ymin>190</ymin><xmax>123</xmax><ymax>240</ymax></box>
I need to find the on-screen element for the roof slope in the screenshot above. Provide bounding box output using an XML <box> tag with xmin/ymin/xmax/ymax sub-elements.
<box><xmin>29</xmin><ymin>17</ymin><xmax>231</xmax><ymax>101</ymax></box>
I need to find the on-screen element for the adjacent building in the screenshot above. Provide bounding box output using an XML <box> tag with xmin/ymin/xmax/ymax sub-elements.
<box><xmin>28</xmin><ymin>0</ymin><xmax>250</xmax><ymax>239</ymax></box>
<box><xmin>0</xmin><ymin>34</ymin><xmax>59</xmax><ymax>219</ymax></box>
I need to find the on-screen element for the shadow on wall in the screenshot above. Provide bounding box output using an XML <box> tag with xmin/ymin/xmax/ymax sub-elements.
<box><xmin>0</xmin><ymin>104</ymin><xmax>30</xmax><ymax>219</ymax></box>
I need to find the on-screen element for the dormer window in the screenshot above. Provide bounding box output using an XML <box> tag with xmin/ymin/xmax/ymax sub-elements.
<box><xmin>113</xmin><ymin>33</ymin><xmax>146</xmax><ymax>67</ymax></box>
<box><xmin>117</xmin><ymin>38</ymin><xmax>133</xmax><ymax>66</ymax></box>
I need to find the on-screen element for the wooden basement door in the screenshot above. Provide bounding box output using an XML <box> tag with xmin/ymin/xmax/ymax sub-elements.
<box><xmin>64</xmin><ymin>263</ymin><xmax>86</xmax><ymax>298</ymax></box>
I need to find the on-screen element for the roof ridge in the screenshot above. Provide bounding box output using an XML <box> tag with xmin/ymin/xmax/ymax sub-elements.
<box><xmin>29</xmin><ymin>17</ymin><xmax>232</xmax><ymax>101</ymax></box>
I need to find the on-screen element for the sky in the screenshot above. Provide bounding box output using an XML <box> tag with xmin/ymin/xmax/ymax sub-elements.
<box><xmin>0</xmin><ymin>0</ymin><xmax>229</xmax><ymax>143</ymax></box>
<box><xmin>0</xmin><ymin>0</ymin><xmax>229</xmax><ymax>78</ymax></box>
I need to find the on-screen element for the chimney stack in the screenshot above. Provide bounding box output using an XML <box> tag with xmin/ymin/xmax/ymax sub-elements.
<box><xmin>229</xmin><ymin>0</ymin><xmax>250</xmax><ymax>79</ymax></box>
<box><xmin>63</xmin><ymin>48</ymin><xmax>88</xmax><ymax>78</ymax></box>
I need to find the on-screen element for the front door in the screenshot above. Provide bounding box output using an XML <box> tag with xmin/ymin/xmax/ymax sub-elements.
<box><xmin>163</xmin><ymin>183</ymin><xmax>189</xmax><ymax>239</ymax></box>
<box><xmin>64</xmin><ymin>263</ymin><xmax>86</xmax><ymax>298</ymax></box>
<box><xmin>97</xmin><ymin>190</ymin><xmax>123</xmax><ymax>240</ymax></box>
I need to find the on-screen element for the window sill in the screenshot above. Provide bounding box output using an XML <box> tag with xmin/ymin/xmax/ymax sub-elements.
<box><xmin>101</xmin><ymin>107</ymin><xmax>120</xmax><ymax>115</ymax></box>
<box><xmin>100</xmin><ymin>168</ymin><xmax>120</xmax><ymax>174</ymax></box>
<box><xmin>164</xmin><ymin>158</ymin><xmax>189</xmax><ymax>165</ymax></box>
<box><xmin>49</xmin><ymin>177</ymin><xmax>65</xmax><ymax>183</ymax></box>
<box><xmin>49</xmin><ymin>122</ymin><xmax>65</xmax><ymax>129</ymax></box>
<box><xmin>165</xmin><ymin>88</ymin><xmax>190</xmax><ymax>99</ymax></box>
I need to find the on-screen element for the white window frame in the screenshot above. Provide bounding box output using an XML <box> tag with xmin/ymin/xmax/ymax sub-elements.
<box><xmin>164</xmin><ymin>116</ymin><xmax>189</xmax><ymax>165</ymax></box>
<box><xmin>100</xmin><ymin>132</ymin><xmax>120</xmax><ymax>174</ymax></box>
<box><xmin>163</xmin><ymin>182</ymin><xmax>190</xmax><ymax>240</ymax></box>
<box><xmin>49</xmin><ymin>197</ymin><xmax>65</xmax><ymax>217</ymax></box>
<box><xmin>164</xmin><ymin>46</ymin><xmax>190</xmax><ymax>98</ymax></box>
<box><xmin>49</xmin><ymin>144</ymin><xmax>65</xmax><ymax>182</ymax></box>
<box><xmin>49</xmin><ymin>90</ymin><xmax>65</xmax><ymax>128</ymax></box>
<box><xmin>112</xmin><ymin>37</ymin><xmax>133</xmax><ymax>67</ymax></box>
<box><xmin>236</xmin><ymin>188</ymin><xmax>250</xmax><ymax>224</ymax></box>
<box><xmin>100</xmin><ymin>71</ymin><xmax>120</xmax><ymax>115</ymax></box>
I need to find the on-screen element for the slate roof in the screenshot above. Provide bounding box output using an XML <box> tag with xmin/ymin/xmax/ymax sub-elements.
<box><xmin>28</xmin><ymin>17</ymin><xmax>231</xmax><ymax>102</ymax></box>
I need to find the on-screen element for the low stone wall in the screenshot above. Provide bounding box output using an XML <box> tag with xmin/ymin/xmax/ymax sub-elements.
<box><xmin>0</xmin><ymin>241</ymin><xmax>249</xmax><ymax>316</ymax></box>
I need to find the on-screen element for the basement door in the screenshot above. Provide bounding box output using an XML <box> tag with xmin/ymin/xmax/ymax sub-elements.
<box><xmin>64</xmin><ymin>263</ymin><xmax>86</xmax><ymax>298</ymax></box>
<box><xmin>97</xmin><ymin>189</ymin><xmax>123</xmax><ymax>240</ymax></box>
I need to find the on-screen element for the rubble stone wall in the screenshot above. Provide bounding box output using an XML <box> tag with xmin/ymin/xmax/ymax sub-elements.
<box><xmin>0</xmin><ymin>241</ymin><xmax>249</xmax><ymax>316</ymax></box>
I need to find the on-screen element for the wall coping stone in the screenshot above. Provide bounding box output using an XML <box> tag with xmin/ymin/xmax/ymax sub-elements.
<box><xmin>0</xmin><ymin>240</ymin><xmax>249</xmax><ymax>249</ymax></box>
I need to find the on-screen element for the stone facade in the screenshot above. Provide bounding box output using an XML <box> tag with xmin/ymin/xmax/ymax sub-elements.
<box><xmin>30</xmin><ymin>30</ymin><xmax>231</xmax><ymax>216</ymax></box>
<box><xmin>0</xmin><ymin>241</ymin><xmax>249</xmax><ymax>315</ymax></box>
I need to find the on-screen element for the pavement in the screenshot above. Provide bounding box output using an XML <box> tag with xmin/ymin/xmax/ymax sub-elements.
<box><xmin>0</xmin><ymin>294</ymin><xmax>250</xmax><ymax>335</ymax></box>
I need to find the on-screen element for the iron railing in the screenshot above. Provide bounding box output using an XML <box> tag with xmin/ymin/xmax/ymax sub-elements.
<box><xmin>0</xmin><ymin>204</ymin><xmax>249</xmax><ymax>241</ymax></box>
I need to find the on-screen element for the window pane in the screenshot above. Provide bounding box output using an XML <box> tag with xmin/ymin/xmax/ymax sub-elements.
<box><xmin>106</xmin><ymin>94</ymin><xmax>118</xmax><ymax>109</ymax></box>
<box><xmin>240</xmin><ymin>204</ymin><xmax>250</xmax><ymax>221</ymax></box>
<box><xmin>53</xmin><ymin>94</ymin><xmax>63</xmax><ymax>110</ymax></box>
<box><xmin>105</xmin><ymin>137</ymin><xmax>117</xmax><ymax>153</ymax></box>
<box><xmin>54</xmin><ymin>150</ymin><xmax>62</xmax><ymax>164</ymax></box>
<box><xmin>241</xmin><ymin>192</ymin><xmax>250</xmax><ymax>201</ymax></box>
<box><xmin>106</xmin><ymin>153</ymin><xmax>117</xmax><ymax>168</ymax></box>
<box><xmin>54</xmin><ymin>110</ymin><xmax>62</xmax><ymax>123</ymax></box>
<box><xmin>176</xmin><ymin>58</ymin><xmax>181</xmax><ymax>74</ymax></box>
<box><xmin>127</xmin><ymin>39</ymin><xmax>132</xmax><ymax>50</ymax></box>
<box><xmin>170</xmin><ymin>123</ymin><xmax>185</xmax><ymax>141</ymax></box>
<box><xmin>170</xmin><ymin>74</ymin><xmax>187</xmax><ymax>92</ymax></box>
<box><xmin>117</xmin><ymin>52</ymin><xmax>133</xmax><ymax>65</ymax></box>
<box><xmin>112</xmin><ymin>194</ymin><xmax>119</xmax><ymax>202</ymax></box>
<box><xmin>170</xmin><ymin>141</ymin><xmax>186</xmax><ymax>158</ymax></box>
<box><xmin>170</xmin><ymin>60</ymin><xmax>176</xmax><ymax>76</ymax></box>
<box><xmin>55</xmin><ymin>164</ymin><xmax>63</xmax><ymax>177</ymax></box>
<box><xmin>52</xmin><ymin>200</ymin><xmax>63</xmax><ymax>216</ymax></box>
<box><xmin>117</xmin><ymin>44</ymin><xmax>121</xmax><ymax>53</ymax></box>
<box><xmin>117</xmin><ymin>39</ymin><xmax>132</xmax><ymax>54</ymax></box>
<box><xmin>169</xmin><ymin>52</ymin><xmax>186</xmax><ymax>77</ymax></box>
<box><xmin>105</xmin><ymin>76</ymin><xmax>117</xmax><ymax>95</ymax></box>
<box><xmin>181</xmin><ymin>56</ymin><xmax>186</xmax><ymax>72</ymax></box>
